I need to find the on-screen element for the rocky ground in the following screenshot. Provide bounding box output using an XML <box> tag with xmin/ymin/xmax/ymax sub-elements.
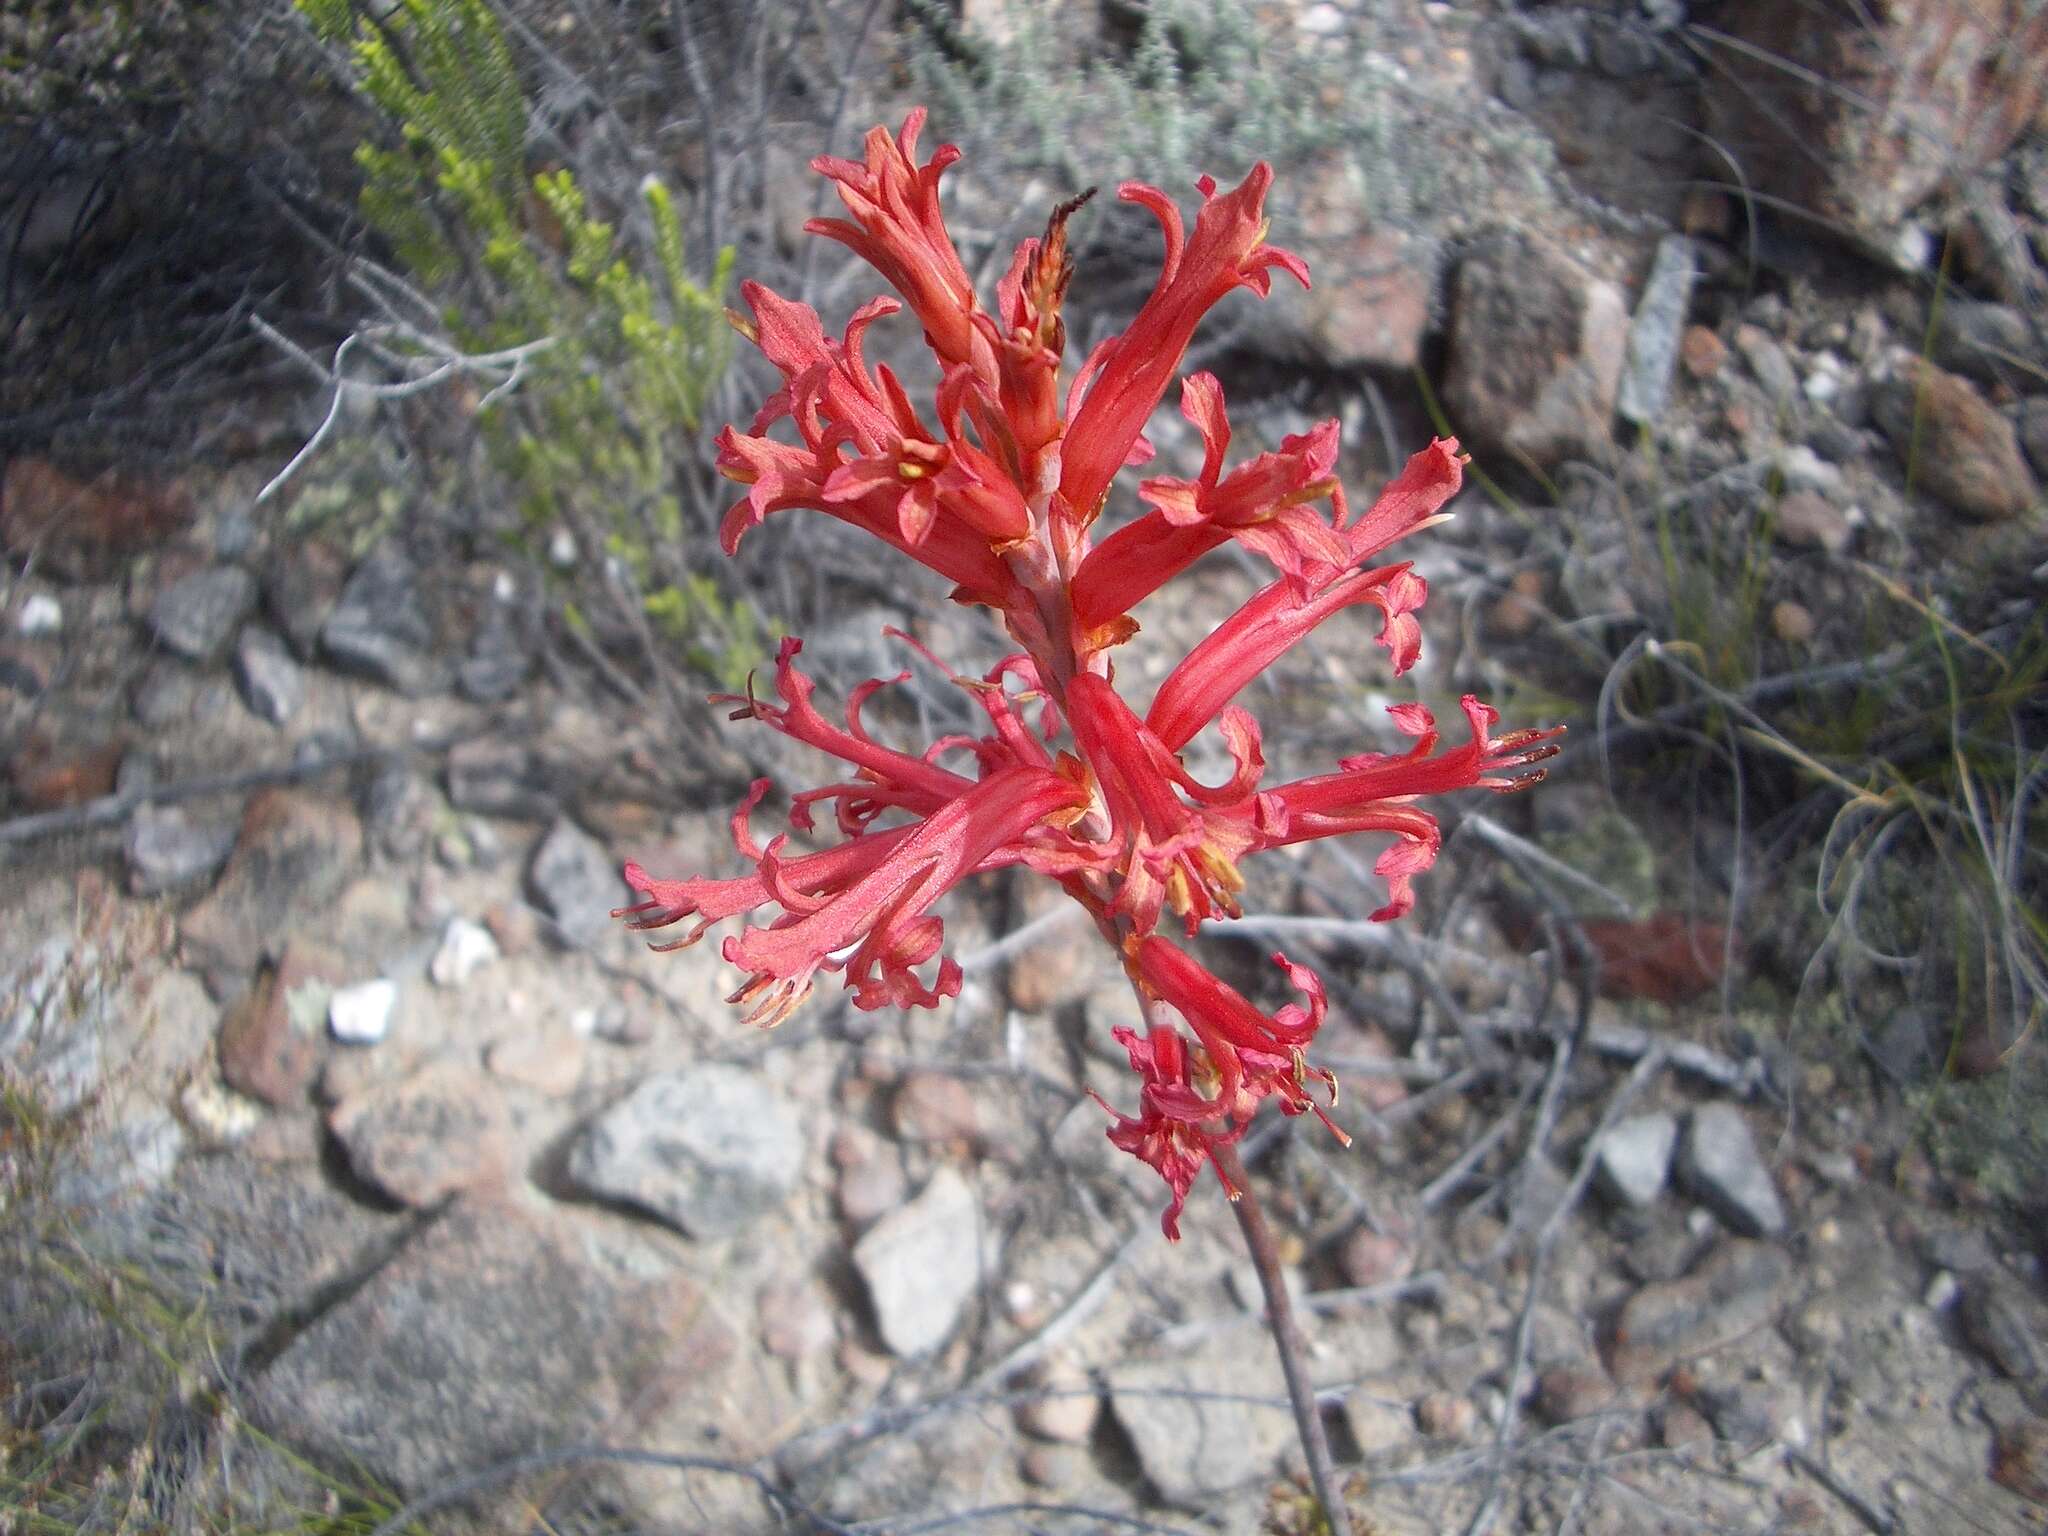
<box><xmin>5</xmin><ymin>1</ymin><xmax>2048</xmax><ymax>1533</ymax></box>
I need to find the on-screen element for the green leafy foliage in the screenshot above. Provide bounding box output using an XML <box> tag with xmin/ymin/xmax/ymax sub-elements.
<box><xmin>298</xmin><ymin>0</ymin><xmax>769</xmax><ymax>687</ymax></box>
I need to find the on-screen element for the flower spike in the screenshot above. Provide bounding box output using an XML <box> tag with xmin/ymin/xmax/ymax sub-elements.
<box><xmin>621</xmin><ymin>111</ymin><xmax>1557</xmax><ymax>1239</ymax></box>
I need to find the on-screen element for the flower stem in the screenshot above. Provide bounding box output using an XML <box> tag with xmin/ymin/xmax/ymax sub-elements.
<box><xmin>1211</xmin><ymin>1140</ymin><xmax>1355</xmax><ymax>1536</ymax></box>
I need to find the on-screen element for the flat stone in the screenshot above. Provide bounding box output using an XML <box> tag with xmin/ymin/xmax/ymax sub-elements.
<box><xmin>1932</xmin><ymin>299</ymin><xmax>2037</xmax><ymax>383</ymax></box>
<box><xmin>1618</xmin><ymin>235</ymin><xmax>1697</xmax><ymax>424</ymax></box>
<box><xmin>1108</xmin><ymin>1331</ymin><xmax>1292</xmax><ymax>1503</ymax></box>
<box><xmin>890</xmin><ymin>1070</ymin><xmax>980</xmax><ymax>1144</ymax></box>
<box><xmin>217</xmin><ymin>939</ymin><xmax>344</xmax><ymax>1106</ymax></box>
<box><xmin>232</xmin><ymin>625</ymin><xmax>304</xmax><ymax>724</ymax></box>
<box><xmin>1657</xmin><ymin>1400</ymin><xmax>1714</xmax><ymax>1449</ymax></box>
<box><xmin>254</xmin><ymin>1193</ymin><xmax>732</xmax><ymax>1503</ymax></box>
<box><xmin>1960</xmin><ymin>1281</ymin><xmax>2042</xmax><ymax>1382</ymax></box>
<box><xmin>1444</xmin><ymin>227</ymin><xmax>1626</xmax><ymax>469</ymax></box>
<box><xmin>179</xmin><ymin>788</ymin><xmax>363</xmax><ymax>974</ymax></box>
<box><xmin>1533</xmin><ymin>1363</ymin><xmax>1616</xmax><ymax>1424</ymax></box>
<box><xmin>131</xmin><ymin>660</ymin><xmax>232</xmax><ymax>730</ymax></box>
<box><xmin>261</xmin><ymin>536</ymin><xmax>347</xmax><ymax>660</ymax></box>
<box><xmin>852</xmin><ymin>1166</ymin><xmax>982</xmax><ymax>1357</ymax></box>
<box><xmin>1016</xmin><ymin>1359</ymin><xmax>1098</xmax><ymax>1443</ymax></box>
<box><xmin>320</xmin><ymin>542</ymin><xmax>448</xmax><ymax>695</ymax></box>
<box><xmin>483</xmin><ymin>899</ymin><xmax>540</xmax><ymax>957</ymax></box>
<box><xmin>327</xmin><ymin>1060</ymin><xmax>513</xmax><ymax>1206</ymax></box>
<box><xmin>1872</xmin><ymin>358</ymin><xmax>2038</xmax><ymax>520</ymax></box>
<box><xmin>446</xmin><ymin>738</ymin><xmax>557</xmax><ymax>820</ymax></box>
<box><xmin>485</xmin><ymin>1026</ymin><xmax>585</xmax><ymax>1098</ymax></box>
<box><xmin>1678</xmin><ymin>1103</ymin><xmax>1786</xmax><ymax>1237</ymax></box>
<box><xmin>1596</xmin><ymin>1111</ymin><xmax>1678</xmax><ymax>1209</ymax></box>
<box><xmin>1</xmin><ymin>936</ymin><xmax>112</xmax><ymax>1113</ymax></box>
<box><xmin>527</xmin><ymin>817</ymin><xmax>626</xmax><ymax>947</ymax></box>
<box><xmin>1612</xmin><ymin>1238</ymin><xmax>1792</xmax><ymax>1386</ymax></box>
<box><xmin>457</xmin><ymin>612</ymin><xmax>532</xmax><ymax>703</ymax></box>
<box><xmin>569</xmin><ymin>1064</ymin><xmax>805</xmax><ymax>1238</ymax></box>
<box><xmin>50</xmin><ymin>1105</ymin><xmax>184</xmax><ymax>1207</ymax></box>
<box><xmin>1772</xmin><ymin>490</ymin><xmax>1852</xmax><ymax>554</ymax></box>
<box><xmin>149</xmin><ymin>564</ymin><xmax>255</xmax><ymax>660</ymax></box>
<box><xmin>125</xmin><ymin>805</ymin><xmax>237</xmax><ymax>895</ymax></box>
<box><xmin>1344</xmin><ymin>1382</ymin><xmax>1415</xmax><ymax>1460</ymax></box>
<box><xmin>1734</xmin><ymin>324</ymin><xmax>1799</xmax><ymax>406</ymax></box>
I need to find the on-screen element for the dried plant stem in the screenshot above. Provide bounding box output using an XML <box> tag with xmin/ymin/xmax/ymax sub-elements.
<box><xmin>1210</xmin><ymin>1141</ymin><xmax>1355</xmax><ymax>1536</ymax></box>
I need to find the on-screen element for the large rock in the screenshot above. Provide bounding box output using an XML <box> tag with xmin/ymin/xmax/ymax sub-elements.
<box><xmin>0</xmin><ymin>457</ymin><xmax>188</xmax><ymax>581</ymax></box>
<box><xmin>1677</xmin><ymin>1103</ymin><xmax>1786</xmax><ymax>1237</ymax></box>
<box><xmin>527</xmin><ymin>817</ymin><xmax>626</xmax><ymax>947</ymax></box>
<box><xmin>148</xmin><ymin>565</ymin><xmax>255</xmax><ymax>661</ymax></box>
<box><xmin>216</xmin><ymin>938</ymin><xmax>344</xmax><ymax>1106</ymax></box>
<box><xmin>1275</xmin><ymin>155</ymin><xmax>1439</xmax><ymax>371</ymax></box>
<box><xmin>2</xmin><ymin>935</ymin><xmax>113</xmax><ymax>1113</ymax></box>
<box><xmin>1595</xmin><ymin>1110</ymin><xmax>1678</xmax><ymax>1209</ymax></box>
<box><xmin>254</xmin><ymin>1193</ymin><xmax>733</xmax><ymax>1502</ymax></box>
<box><xmin>1443</xmin><ymin>228</ymin><xmax>1627</xmax><ymax>470</ymax></box>
<box><xmin>1611</xmin><ymin>1238</ymin><xmax>1792</xmax><ymax>1386</ymax></box>
<box><xmin>125</xmin><ymin>805</ymin><xmax>237</xmax><ymax>895</ymax></box>
<box><xmin>319</xmin><ymin>542</ymin><xmax>448</xmax><ymax>695</ymax></box>
<box><xmin>1107</xmin><ymin>1331</ymin><xmax>1293</xmax><ymax>1504</ymax></box>
<box><xmin>1617</xmin><ymin>235</ymin><xmax>1698</xmax><ymax>425</ymax></box>
<box><xmin>179</xmin><ymin>789</ymin><xmax>363</xmax><ymax>974</ymax></box>
<box><xmin>327</xmin><ymin>1060</ymin><xmax>513</xmax><ymax>1206</ymax></box>
<box><xmin>232</xmin><ymin>625</ymin><xmax>305</xmax><ymax>725</ymax></box>
<box><xmin>852</xmin><ymin>1166</ymin><xmax>983</xmax><ymax>1357</ymax></box>
<box><xmin>569</xmin><ymin>1065</ymin><xmax>806</xmax><ymax>1238</ymax></box>
<box><xmin>1701</xmin><ymin>1</ymin><xmax>2048</xmax><ymax>248</ymax></box>
<box><xmin>1871</xmin><ymin>357</ymin><xmax>2039</xmax><ymax>519</ymax></box>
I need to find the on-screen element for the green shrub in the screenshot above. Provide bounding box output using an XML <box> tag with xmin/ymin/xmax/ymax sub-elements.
<box><xmin>298</xmin><ymin>0</ymin><xmax>769</xmax><ymax>693</ymax></box>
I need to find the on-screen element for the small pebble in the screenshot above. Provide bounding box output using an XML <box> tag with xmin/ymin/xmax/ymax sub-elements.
<box><xmin>837</xmin><ymin>1151</ymin><xmax>906</xmax><ymax>1226</ymax></box>
<box><xmin>1923</xmin><ymin>1271</ymin><xmax>1960</xmax><ymax>1311</ymax></box>
<box><xmin>1001</xmin><ymin>1279</ymin><xmax>1041</xmax><ymax>1326</ymax></box>
<box><xmin>1415</xmin><ymin>1391</ymin><xmax>1475</xmax><ymax>1440</ymax></box>
<box><xmin>1016</xmin><ymin>1360</ymin><xmax>1099</xmax><ymax>1443</ymax></box>
<box><xmin>1340</xmin><ymin>1228</ymin><xmax>1416</xmax><ymax>1289</ymax></box>
<box><xmin>329</xmin><ymin>978</ymin><xmax>397</xmax><ymax>1044</ymax></box>
<box><xmin>16</xmin><ymin>593</ymin><xmax>61</xmax><ymax>635</ymax></box>
<box><xmin>1772</xmin><ymin>600</ymin><xmax>1817</xmax><ymax>645</ymax></box>
<box><xmin>484</xmin><ymin>900</ymin><xmax>540</xmax><ymax>957</ymax></box>
<box><xmin>430</xmin><ymin>917</ymin><xmax>500</xmax><ymax>987</ymax></box>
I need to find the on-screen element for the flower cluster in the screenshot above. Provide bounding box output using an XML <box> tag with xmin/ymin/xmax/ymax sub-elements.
<box><xmin>619</xmin><ymin>113</ymin><xmax>1558</xmax><ymax>1237</ymax></box>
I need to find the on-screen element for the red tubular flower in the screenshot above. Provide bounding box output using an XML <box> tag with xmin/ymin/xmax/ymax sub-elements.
<box><xmin>1142</xmin><ymin>438</ymin><xmax>1465</xmax><ymax>752</ymax></box>
<box><xmin>1094</xmin><ymin>939</ymin><xmax>1347</xmax><ymax>1238</ymax></box>
<box><xmin>807</xmin><ymin>109</ymin><xmax>988</xmax><ymax>375</ymax></box>
<box><xmin>1069</xmin><ymin>373</ymin><xmax>1350</xmax><ymax>636</ymax></box>
<box><xmin>1248</xmin><ymin>696</ymin><xmax>1564</xmax><ymax>921</ymax></box>
<box><xmin>621</xmin><ymin>111</ymin><xmax>1559</xmax><ymax>1238</ymax></box>
<box><xmin>1059</xmin><ymin>168</ymin><xmax>1310</xmax><ymax>526</ymax></box>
